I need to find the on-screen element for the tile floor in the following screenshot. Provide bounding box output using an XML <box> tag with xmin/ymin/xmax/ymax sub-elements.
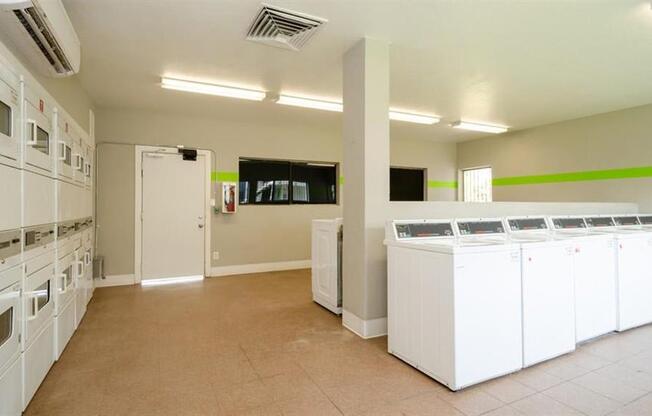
<box><xmin>25</xmin><ymin>269</ymin><xmax>652</xmax><ymax>416</ymax></box>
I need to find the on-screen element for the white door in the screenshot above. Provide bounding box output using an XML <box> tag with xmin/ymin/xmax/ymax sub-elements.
<box><xmin>141</xmin><ymin>152</ymin><xmax>205</xmax><ymax>281</ymax></box>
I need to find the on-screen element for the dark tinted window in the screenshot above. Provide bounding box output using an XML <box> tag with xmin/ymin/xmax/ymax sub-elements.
<box><xmin>239</xmin><ymin>159</ymin><xmax>337</xmax><ymax>205</ymax></box>
<box><xmin>292</xmin><ymin>163</ymin><xmax>337</xmax><ymax>204</ymax></box>
<box><xmin>390</xmin><ymin>168</ymin><xmax>425</xmax><ymax>201</ymax></box>
<box><xmin>0</xmin><ymin>100</ymin><xmax>11</xmax><ymax>137</ymax></box>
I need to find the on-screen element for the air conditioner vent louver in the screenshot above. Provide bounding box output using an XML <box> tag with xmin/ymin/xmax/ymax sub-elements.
<box><xmin>12</xmin><ymin>7</ymin><xmax>73</xmax><ymax>74</ymax></box>
<box><xmin>246</xmin><ymin>4</ymin><xmax>327</xmax><ymax>51</ymax></box>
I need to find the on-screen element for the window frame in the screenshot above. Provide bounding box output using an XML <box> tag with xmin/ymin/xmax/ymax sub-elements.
<box><xmin>389</xmin><ymin>166</ymin><xmax>427</xmax><ymax>202</ymax></box>
<box><xmin>461</xmin><ymin>166</ymin><xmax>493</xmax><ymax>202</ymax></box>
<box><xmin>238</xmin><ymin>157</ymin><xmax>339</xmax><ymax>206</ymax></box>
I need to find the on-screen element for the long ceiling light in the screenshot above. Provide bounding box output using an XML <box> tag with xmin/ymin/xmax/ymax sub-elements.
<box><xmin>451</xmin><ymin>120</ymin><xmax>508</xmax><ymax>134</ymax></box>
<box><xmin>161</xmin><ymin>77</ymin><xmax>266</xmax><ymax>101</ymax></box>
<box><xmin>276</xmin><ymin>95</ymin><xmax>440</xmax><ymax>125</ymax></box>
<box><xmin>389</xmin><ymin>110</ymin><xmax>440</xmax><ymax>125</ymax></box>
<box><xmin>276</xmin><ymin>95</ymin><xmax>343</xmax><ymax>112</ymax></box>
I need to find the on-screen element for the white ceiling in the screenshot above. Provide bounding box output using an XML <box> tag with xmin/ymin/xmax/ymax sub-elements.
<box><xmin>63</xmin><ymin>0</ymin><xmax>652</xmax><ymax>142</ymax></box>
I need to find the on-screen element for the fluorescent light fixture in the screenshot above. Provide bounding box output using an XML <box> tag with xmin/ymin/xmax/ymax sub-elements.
<box><xmin>451</xmin><ymin>120</ymin><xmax>508</xmax><ymax>134</ymax></box>
<box><xmin>276</xmin><ymin>95</ymin><xmax>343</xmax><ymax>112</ymax></box>
<box><xmin>389</xmin><ymin>110</ymin><xmax>440</xmax><ymax>125</ymax></box>
<box><xmin>161</xmin><ymin>78</ymin><xmax>266</xmax><ymax>101</ymax></box>
<box><xmin>141</xmin><ymin>275</ymin><xmax>204</xmax><ymax>287</ymax></box>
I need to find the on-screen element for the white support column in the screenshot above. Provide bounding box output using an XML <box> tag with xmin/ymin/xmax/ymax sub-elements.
<box><xmin>342</xmin><ymin>38</ymin><xmax>390</xmax><ymax>338</ymax></box>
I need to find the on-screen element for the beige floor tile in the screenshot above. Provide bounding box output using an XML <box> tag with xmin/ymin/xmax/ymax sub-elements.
<box><xmin>510</xmin><ymin>393</ymin><xmax>584</xmax><ymax>416</ymax></box>
<box><xmin>572</xmin><ymin>371</ymin><xmax>647</xmax><ymax>403</ymax></box>
<box><xmin>509</xmin><ymin>366</ymin><xmax>564</xmax><ymax>391</ymax></box>
<box><xmin>20</xmin><ymin>270</ymin><xmax>652</xmax><ymax>416</ymax></box>
<box><xmin>480</xmin><ymin>377</ymin><xmax>536</xmax><ymax>404</ymax></box>
<box><xmin>609</xmin><ymin>393</ymin><xmax>652</xmax><ymax>416</ymax></box>
<box><xmin>396</xmin><ymin>392</ymin><xmax>466</xmax><ymax>415</ymax></box>
<box><xmin>543</xmin><ymin>381</ymin><xmax>621</xmax><ymax>416</ymax></box>
<box><xmin>593</xmin><ymin>363</ymin><xmax>652</xmax><ymax>391</ymax></box>
<box><xmin>619</xmin><ymin>350</ymin><xmax>652</xmax><ymax>374</ymax></box>
<box><xmin>481</xmin><ymin>407</ymin><xmax>525</xmax><ymax>416</ymax></box>
<box><xmin>435</xmin><ymin>386</ymin><xmax>505</xmax><ymax>416</ymax></box>
<box><xmin>277</xmin><ymin>396</ymin><xmax>343</xmax><ymax>416</ymax></box>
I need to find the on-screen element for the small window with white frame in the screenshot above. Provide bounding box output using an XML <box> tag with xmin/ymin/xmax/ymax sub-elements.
<box><xmin>462</xmin><ymin>167</ymin><xmax>492</xmax><ymax>202</ymax></box>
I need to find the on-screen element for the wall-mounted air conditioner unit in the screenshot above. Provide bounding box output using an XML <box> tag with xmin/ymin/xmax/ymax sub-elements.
<box><xmin>0</xmin><ymin>0</ymin><xmax>80</xmax><ymax>77</ymax></box>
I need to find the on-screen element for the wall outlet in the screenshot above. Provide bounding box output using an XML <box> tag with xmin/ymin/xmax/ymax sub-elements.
<box><xmin>213</xmin><ymin>251</ymin><xmax>220</xmax><ymax>260</ymax></box>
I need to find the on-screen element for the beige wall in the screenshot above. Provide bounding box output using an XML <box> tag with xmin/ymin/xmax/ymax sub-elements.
<box><xmin>457</xmin><ymin>104</ymin><xmax>652</xmax><ymax>211</ymax></box>
<box><xmin>95</xmin><ymin>107</ymin><xmax>457</xmax><ymax>276</ymax></box>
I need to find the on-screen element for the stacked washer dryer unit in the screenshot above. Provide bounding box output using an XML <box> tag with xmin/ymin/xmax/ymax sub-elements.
<box><xmin>21</xmin><ymin>74</ymin><xmax>59</xmax><ymax>410</ymax></box>
<box><xmin>0</xmin><ymin>44</ymin><xmax>95</xmax><ymax>413</ymax></box>
<box><xmin>0</xmin><ymin>41</ymin><xmax>23</xmax><ymax>416</ymax></box>
<box><xmin>311</xmin><ymin>218</ymin><xmax>342</xmax><ymax>314</ymax></box>
<box><xmin>548</xmin><ymin>216</ymin><xmax>618</xmax><ymax>343</ymax></box>
<box><xmin>385</xmin><ymin>218</ymin><xmax>523</xmax><ymax>391</ymax></box>
<box><xmin>584</xmin><ymin>215</ymin><xmax>652</xmax><ymax>332</ymax></box>
<box><xmin>504</xmin><ymin>217</ymin><xmax>576</xmax><ymax>366</ymax></box>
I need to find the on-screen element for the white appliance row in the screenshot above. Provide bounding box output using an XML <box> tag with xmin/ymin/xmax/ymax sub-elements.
<box><xmin>0</xmin><ymin>38</ymin><xmax>95</xmax><ymax>416</ymax></box>
<box><xmin>384</xmin><ymin>214</ymin><xmax>652</xmax><ymax>391</ymax></box>
<box><xmin>0</xmin><ymin>217</ymin><xmax>94</xmax><ymax>415</ymax></box>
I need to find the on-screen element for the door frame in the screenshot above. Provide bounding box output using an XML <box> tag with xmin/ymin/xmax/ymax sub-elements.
<box><xmin>134</xmin><ymin>145</ymin><xmax>212</xmax><ymax>283</ymax></box>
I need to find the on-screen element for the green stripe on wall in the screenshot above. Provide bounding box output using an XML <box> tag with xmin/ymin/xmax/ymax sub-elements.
<box><xmin>427</xmin><ymin>180</ymin><xmax>458</xmax><ymax>189</ymax></box>
<box><xmin>211</xmin><ymin>171</ymin><xmax>239</xmax><ymax>182</ymax></box>
<box><xmin>493</xmin><ymin>166</ymin><xmax>652</xmax><ymax>187</ymax></box>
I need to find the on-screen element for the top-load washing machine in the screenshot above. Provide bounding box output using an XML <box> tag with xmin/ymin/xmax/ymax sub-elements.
<box><xmin>584</xmin><ymin>215</ymin><xmax>652</xmax><ymax>332</ymax></box>
<box><xmin>505</xmin><ymin>217</ymin><xmax>575</xmax><ymax>367</ymax></box>
<box><xmin>385</xmin><ymin>218</ymin><xmax>522</xmax><ymax>391</ymax></box>
<box><xmin>548</xmin><ymin>216</ymin><xmax>618</xmax><ymax>342</ymax></box>
<box><xmin>311</xmin><ymin>218</ymin><xmax>342</xmax><ymax>314</ymax></box>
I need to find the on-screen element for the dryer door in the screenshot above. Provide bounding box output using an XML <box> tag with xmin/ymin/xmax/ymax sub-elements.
<box><xmin>0</xmin><ymin>268</ymin><xmax>21</xmax><ymax>371</ymax></box>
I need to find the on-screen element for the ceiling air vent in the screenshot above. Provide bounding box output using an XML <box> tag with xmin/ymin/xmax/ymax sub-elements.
<box><xmin>246</xmin><ymin>4</ymin><xmax>327</xmax><ymax>51</ymax></box>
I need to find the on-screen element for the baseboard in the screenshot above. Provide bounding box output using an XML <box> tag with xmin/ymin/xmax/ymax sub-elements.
<box><xmin>93</xmin><ymin>274</ymin><xmax>135</xmax><ymax>288</ymax></box>
<box><xmin>342</xmin><ymin>309</ymin><xmax>387</xmax><ymax>339</ymax></box>
<box><xmin>209</xmin><ymin>260</ymin><xmax>310</xmax><ymax>277</ymax></box>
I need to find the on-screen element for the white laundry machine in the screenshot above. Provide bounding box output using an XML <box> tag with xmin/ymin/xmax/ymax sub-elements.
<box><xmin>0</xmin><ymin>264</ymin><xmax>22</xmax><ymax>416</ymax></box>
<box><xmin>0</xmin><ymin>229</ymin><xmax>22</xmax><ymax>273</ymax></box>
<box><xmin>549</xmin><ymin>216</ymin><xmax>618</xmax><ymax>342</ymax></box>
<box><xmin>311</xmin><ymin>218</ymin><xmax>342</xmax><ymax>314</ymax></box>
<box><xmin>584</xmin><ymin>216</ymin><xmax>652</xmax><ymax>332</ymax></box>
<box><xmin>22</xmin><ymin>249</ymin><xmax>55</xmax><ymax>409</ymax></box>
<box><xmin>505</xmin><ymin>217</ymin><xmax>575</xmax><ymax>366</ymax></box>
<box><xmin>0</xmin><ymin>51</ymin><xmax>20</xmax><ymax>168</ymax></box>
<box><xmin>55</xmin><ymin>240</ymin><xmax>76</xmax><ymax>359</ymax></box>
<box><xmin>22</xmin><ymin>83</ymin><xmax>54</xmax><ymax>177</ymax></box>
<box><xmin>385</xmin><ymin>218</ymin><xmax>522</xmax><ymax>391</ymax></box>
<box><xmin>55</xmin><ymin>110</ymin><xmax>74</xmax><ymax>182</ymax></box>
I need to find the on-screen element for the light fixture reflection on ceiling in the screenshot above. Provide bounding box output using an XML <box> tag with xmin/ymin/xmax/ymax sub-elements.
<box><xmin>389</xmin><ymin>110</ymin><xmax>440</xmax><ymax>125</ymax></box>
<box><xmin>450</xmin><ymin>120</ymin><xmax>508</xmax><ymax>134</ymax></box>
<box><xmin>276</xmin><ymin>95</ymin><xmax>343</xmax><ymax>112</ymax></box>
<box><xmin>161</xmin><ymin>77</ymin><xmax>266</xmax><ymax>101</ymax></box>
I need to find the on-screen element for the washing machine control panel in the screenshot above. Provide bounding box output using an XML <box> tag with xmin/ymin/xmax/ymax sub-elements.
<box><xmin>394</xmin><ymin>222</ymin><xmax>454</xmax><ymax>239</ymax></box>
<box><xmin>507</xmin><ymin>218</ymin><xmax>548</xmax><ymax>232</ymax></box>
<box><xmin>613</xmin><ymin>216</ymin><xmax>640</xmax><ymax>226</ymax></box>
<box><xmin>457</xmin><ymin>221</ymin><xmax>504</xmax><ymax>236</ymax></box>
<box><xmin>638</xmin><ymin>215</ymin><xmax>652</xmax><ymax>225</ymax></box>
<box><xmin>585</xmin><ymin>217</ymin><xmax>615</xmax><ymax>228</ymax></box>
<box><xmin>551</xmin><ymin>218</ymin><xmax>586</xmax><ymax>230</ymax></box>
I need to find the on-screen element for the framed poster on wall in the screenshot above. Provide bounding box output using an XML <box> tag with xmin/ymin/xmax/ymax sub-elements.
<box><xmin>222</xmin><ymin>182</ymin><xmax>237</xmax><ymax>213</ymax></box>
